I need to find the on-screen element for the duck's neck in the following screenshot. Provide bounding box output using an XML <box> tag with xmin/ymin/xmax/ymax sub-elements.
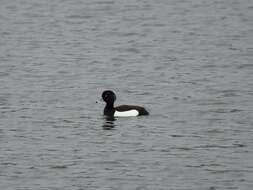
<box><xmin>105</xmin><ymin>102</ymin><xmax>114</xmax><ymax>110</ymax></box>
<box><xmin>104</xmin><ymin>102</ymin><xmax>115</xmax><ymax>116</ymax></box>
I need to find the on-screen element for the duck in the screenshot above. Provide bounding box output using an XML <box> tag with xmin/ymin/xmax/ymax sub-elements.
<box><xmin>102</xmin><ymin>90</ymin><xmax>149</xmax><ymax>117</ymax></box>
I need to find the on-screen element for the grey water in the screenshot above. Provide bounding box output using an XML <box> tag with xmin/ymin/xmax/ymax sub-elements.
<box><xmin>1</xmin><ymin>0</ymin><xmax>253</xmax><ymax>189</ymax></box>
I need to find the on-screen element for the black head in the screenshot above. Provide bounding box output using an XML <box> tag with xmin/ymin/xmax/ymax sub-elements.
<box><xmin>102</xmin><ymin>90</ymin><xmax>116</xmax><ymax>104</ymax></box>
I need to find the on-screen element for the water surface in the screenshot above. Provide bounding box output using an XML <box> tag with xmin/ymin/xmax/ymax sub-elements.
<box><xmin>1</xmin><ymin>0</ymin><xmax>253</xmax><ymax>189</ymax></box>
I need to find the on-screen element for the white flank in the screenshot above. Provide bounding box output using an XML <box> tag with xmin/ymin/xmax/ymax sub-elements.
<box><xmin>114</xmin><ymin>110</ymin><xmax>139</xmax><ymax>117</ymax></box>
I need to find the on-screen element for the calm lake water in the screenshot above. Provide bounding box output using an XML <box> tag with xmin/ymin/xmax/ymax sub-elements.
<box><xmin>1</xmin><ymin>0</ymin><xmax>253</xmax><ymax>189</ymax></box>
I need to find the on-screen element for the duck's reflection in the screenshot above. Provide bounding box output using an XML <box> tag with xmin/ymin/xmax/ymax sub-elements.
<box><xmin>102</xmin><ymin>116</ymin><xmax>116</xmax><ymax>130</ymax></box>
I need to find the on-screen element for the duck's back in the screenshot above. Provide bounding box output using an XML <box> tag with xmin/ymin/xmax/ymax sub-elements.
<box><xmin>115</xmin><ymin>105</ymin><xmax>149</xmax><ymax>116</ymax></box>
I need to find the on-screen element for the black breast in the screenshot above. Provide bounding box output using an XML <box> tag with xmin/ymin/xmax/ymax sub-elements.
<box><xmin>104</xmin><ymin>107</ymin><xmax>115</xmax><ymax>116</ymax></box>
